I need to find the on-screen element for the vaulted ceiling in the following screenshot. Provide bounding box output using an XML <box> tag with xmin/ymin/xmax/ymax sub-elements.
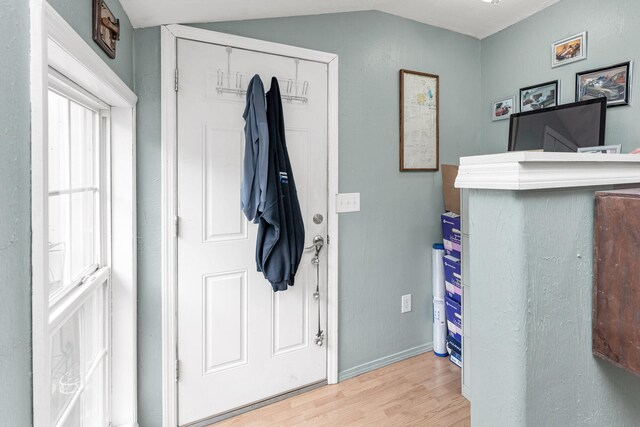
<box><xmin>119</xmin><ymin>0</ymin><xmax>561</xmax><ymax>39</ymax></box>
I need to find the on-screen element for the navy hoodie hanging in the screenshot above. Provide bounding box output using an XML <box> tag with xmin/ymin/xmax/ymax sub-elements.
<box><xmin>255</xmin><ymin>77</ymin><xmax>305</xmax><ymax>292</ymax></box>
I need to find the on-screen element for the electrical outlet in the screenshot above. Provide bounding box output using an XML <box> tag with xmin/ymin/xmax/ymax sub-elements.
<box><xmin>401</xmin><ymin>294</ymin><xmax>412</xmax><ymax>313</ymax></box>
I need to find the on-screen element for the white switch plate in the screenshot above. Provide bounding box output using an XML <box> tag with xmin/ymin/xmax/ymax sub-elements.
<box><xmin>336</xmin><ymin>193</ymin><xmax>360</xmax><ymax>213</ymax></box>
<box><xmin>401</xmin><ymin>294</ymin><xmax>412</xmax><ymax>313</ymax></box>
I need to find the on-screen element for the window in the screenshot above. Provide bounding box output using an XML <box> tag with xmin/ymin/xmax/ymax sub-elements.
<box><xmin>32</xmin><ymin>7</ymin><xmax>137</xmax><ymax>425</ymax></box>
<box><xmin>48</xmin><ymin>88</ymin><xmax>101</xmax><ymax>300</ymax></box>
<box><xmin>47</xmin><ymin>71</ymin><xmax>111</xmax><ymax>427</ymax></box>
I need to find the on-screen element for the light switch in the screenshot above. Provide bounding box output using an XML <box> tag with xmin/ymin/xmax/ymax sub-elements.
<box><xmin>336</xmin><ymin>193</ymin><xmax>360</xmax><ymax>213</ymax></box>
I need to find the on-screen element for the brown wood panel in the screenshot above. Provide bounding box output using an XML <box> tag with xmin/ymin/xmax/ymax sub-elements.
<box><xmin>212</xmin><ymin>353</ymin><xmax>469</xmax><ymax>426</ymax></box>
<box><xmin>593</xmin><ymin>189</ymin><xmax>640</xmax><ymax>376</ymax></box>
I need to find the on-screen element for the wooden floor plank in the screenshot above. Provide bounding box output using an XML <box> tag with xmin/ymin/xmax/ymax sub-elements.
<box><xmin>212</xmin><ymin>353</ymin><xmax>470</xmax><ymax>426</ymax></box>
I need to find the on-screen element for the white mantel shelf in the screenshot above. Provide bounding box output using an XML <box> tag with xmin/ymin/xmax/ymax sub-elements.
<box><xmin>455</xmin><ymin>151</ymin><xmax>640</xmax><ymax>190</ymax></box>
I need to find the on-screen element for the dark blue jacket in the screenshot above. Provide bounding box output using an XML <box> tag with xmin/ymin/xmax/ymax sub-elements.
<box><xmin>256</xmin><ymin>78</ymin><xmax>305</xmax><ymax>292</ymax></box>
<box><xmin>241</xmin><ymin>75</ymin><xmax>269</xmax><ymax>223</ymax></box>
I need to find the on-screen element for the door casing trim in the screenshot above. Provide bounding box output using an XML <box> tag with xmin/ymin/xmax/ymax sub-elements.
<box><xmin>160</xmin><ymin>24</ymin><xmax>340</xmax><ymax>427</ymax></box>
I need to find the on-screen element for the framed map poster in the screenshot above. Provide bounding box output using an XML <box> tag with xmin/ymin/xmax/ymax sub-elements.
<box><xmin>400</xmin><ymin>69</ymin><xmax>439</xmax><ymax>171</ymax></box>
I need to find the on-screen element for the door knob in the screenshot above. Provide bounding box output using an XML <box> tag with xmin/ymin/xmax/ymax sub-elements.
<box><xmin>305</xmin><ymin>235</ymin><xmax>324</xmax><ymax>252</ymax></box>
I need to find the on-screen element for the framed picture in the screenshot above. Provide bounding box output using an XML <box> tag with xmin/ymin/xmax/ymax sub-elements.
<box><xmin>492</xmin><ymin>96</ymin><xmax>516</xmax><ymax>121</ymax></box>
<box><xmin>519</xmin><ymin>80</ymin><xmax>559</xmax><ymax>112</ymax></box>
<box><xmin>552</xmin><ymin>32</ymin><xmax>587</xmax><ymax>68</ymax></box>
<box><xmin>399</xmin><ymin>69</ymin><xmax>439</xmax><ymax>171</ymax></box>
<box><xmin>93</xmin><ymin>0</ymin><xmax>120</xmax><ymax>59</ymax></box>
<box><xmin>576</xmin><ymin>62</ymin><xmax>632</xmax><ymax>107</ymax></box>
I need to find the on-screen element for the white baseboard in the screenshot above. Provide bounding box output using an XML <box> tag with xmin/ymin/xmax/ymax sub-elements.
<box><xmin>462</xmin><ymin>384</ymin><xmax>471</xmax><ymax>402</ymax></box>
<box><xmin>338</xmin><ymin>342</ymin><xmax>434</xmax><ymax>382</ymax></box>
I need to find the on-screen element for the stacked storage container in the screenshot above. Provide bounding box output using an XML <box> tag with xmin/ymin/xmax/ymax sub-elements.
<box><xmin>441</xmin><ymin>212</ymin><xmax>462</xmax><ymax>367</ymax></box>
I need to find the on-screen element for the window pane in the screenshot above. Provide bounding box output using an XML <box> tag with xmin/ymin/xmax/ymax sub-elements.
<box><xmin>60</xmin><ymin>397</ymin><xmax>82</xmax><ymax>427</ymax></box>
<box><xmin>69</xmin><ymin>101</ymin><xmax>96</xmax><ymax>189</ymax></box>
<box><xmin>48</xmin><ymin>90</ymin><xmax>100</xmax><ymax>299</ymax></box>
<box><xmin>48</xmin><ymin>91</ymin><xmax>70</xmax><ymax>194</ymax></box>
<box><xmin>70</xmin><ymin>191</ymin><xmax>96</xmax><ymax>280</ymax></box>
<box><xmin>50</xmin><ymin>311</ymin><xmax>81</xmax><ymax>426</ymax></box>
<box><xmin>47</xmin><ymin>81</ymin><xmax>109</xmax><ymax>427</ymax></box>
<box><xmin>49</xmin><ymin>194</ymin><xmax>70</xmax><ymax>296</ymax></box>
<box><xmin>83</xmin><ymin>359</ymin><xmax>105</xmax><ymax>425</ymax></box>
<box><xmin>83</xmin><ymin>286</ymin><xmax>105</xmax><ymax>372</ymax></box>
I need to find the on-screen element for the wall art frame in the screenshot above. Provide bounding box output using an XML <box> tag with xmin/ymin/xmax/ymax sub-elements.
<box><xmin>399</xmin><ymin>69</ymin><xmax>439</xmax><ymax>172</ymax></box>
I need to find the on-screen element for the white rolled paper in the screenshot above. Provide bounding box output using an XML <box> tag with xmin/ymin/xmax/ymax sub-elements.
<box><xmin>432</xmin><ymin>245</ymin><xmax>446</xmax><ymax>300</ymax></box>
<box><xmin>432</xmin><ymin>244</ymin><xmax>447</xmax><ymax>356</ymax></box>
<box><xmin>433</xmin><ymin>298</ymin><xmax>447</xmax><ymax>356</ymax></box>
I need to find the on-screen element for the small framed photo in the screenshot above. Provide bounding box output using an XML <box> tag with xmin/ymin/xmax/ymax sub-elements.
<box><xmin>492</xmin><ymin>96</ymin><xmax>516</xmax><ymax>121</ymax></box>
<box><xmin>552</xmin><ymin>32</ymin><xmax>587</xmax><ymax>68</ymax></box>
<box><xmin>519</xmin><ymin>80</ymin><xmax>559</xmax><ymax>112</ymax></box>
<box><xmin>576</xmin><ymin>62</ymin><xmax>632</xmax><ymax>107</ymax></box>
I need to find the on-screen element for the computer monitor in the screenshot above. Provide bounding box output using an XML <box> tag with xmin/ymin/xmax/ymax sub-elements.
<box><xmin>508</xmin><ymin>98</ymin><xmax>606</xmax><ymax>152</ymax></box>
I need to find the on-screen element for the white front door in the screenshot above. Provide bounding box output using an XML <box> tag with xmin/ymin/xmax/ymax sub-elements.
<box><xmin>176</xmin><ymin>38</ymin><xmax>329</xmax><ymax>425</ymax></box>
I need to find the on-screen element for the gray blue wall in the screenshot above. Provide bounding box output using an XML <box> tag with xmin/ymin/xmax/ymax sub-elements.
<box><xmin>0</xmin><ymin>0</ymin><xmax>133</xmax><ymax>425</ymax></box>
<box><xmin>475</xmin><ymin>2</ymin><xmax>640</xmax><ymax>423</ymax></box>
<box><xmin>8</xmin><ymin>0</ymin><xmax>640</xmax><ymax>425</ymax></box>
<box><xmin>48</xmin><ymin>0</ymin><xmax>135</xmax><ymax>89</ymax></box>
<box><xmin>134</xmin><ymin>11</ymin><xmax>482</xmax><ymax>425</ymax></box>
<box><xmin>134</xmin><ymin>26</ymin><xmax>163</xmax><ymax>425</ymax></box>
<box><xmin>481</xmin><ymin>0</ymin><xmax>640</xmax><ymax>154</ymax></box>
<box><xmin>0</xmin><ymin>0</ymin><xmax>33</xmax><ymax>425</ymax></box>
<box><xmin>469</xmin><ymin>187</ymin><xmax>640</xmax><ymax>426</ymax></box>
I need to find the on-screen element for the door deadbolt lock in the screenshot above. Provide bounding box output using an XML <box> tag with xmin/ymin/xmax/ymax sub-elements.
<box><xmin>313</xmin><ymin>214</ymin><xmax>324</xmax><ymax>224</ymax></box>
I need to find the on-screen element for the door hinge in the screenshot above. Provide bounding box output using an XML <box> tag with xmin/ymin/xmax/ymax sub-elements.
<box><xmin>174</xmin><ymin>68</ymin><xmax>179</xmax><ymax>92</ymax></box>
<box><xmin>174</xmin><ymin>216</ymin><xmax>180</xmax><ymax>238</ymax></box>
<box><xmin>176</xmin><ymin>359</ymin><xmax>180</xmax><ymax>382</ymax></box>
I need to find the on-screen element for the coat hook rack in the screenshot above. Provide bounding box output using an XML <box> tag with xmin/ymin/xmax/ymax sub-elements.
<box><xmin>215</xmin><ymin>48</ymin><xmax>310</xmax><ymax>103</ymax></box>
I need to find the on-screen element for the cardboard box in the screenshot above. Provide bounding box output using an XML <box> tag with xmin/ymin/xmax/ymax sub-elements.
<box><xmin>446</xmin><ymin>334</ymin><xmax>462</xmax><ymax>355</ymax></box>
<box><xmin>450</xmin><ymin>350</ymin><xmax>462</xmax><ymax>368</ymax></box>
<box><xmin>443</xmin><ymin>255</ymin><xmax>462</xmax><ymax>304</ymax></box>
<box><xmin>441</xmin><ymin>212</ymin><xmax>461</xmax><ymax>258</ymax></box>
<box><xmin>442</xmin><ymin>164</ymin><xmax>461</xmax><ymax>214</ymax></box>
<box><xmin>445</xmin><ymin>296</ymin><xmax>463</xmax><ymax>343</ymax></box>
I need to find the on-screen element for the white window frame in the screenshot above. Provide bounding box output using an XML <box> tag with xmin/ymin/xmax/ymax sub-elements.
<box><xmin>30</xmin><ymin>2</ymin><xmax>138</xmax><ymax>426</ymax></box>
<box><xmin>47</xmin><ymin>70</ymin><xmax>112</xmax><ymax>426</ymax></box>
<box><xmin>47</xmin><ymin>69</ymin><xmax>109</xmax><ymax>307</ymax></box>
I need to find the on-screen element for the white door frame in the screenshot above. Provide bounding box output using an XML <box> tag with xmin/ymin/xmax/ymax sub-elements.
<box><xmin>30</xmin><ymin>1</ymin><xmax>138</xmax><ymax>426</ymax></box>
<box><xmin>160</xmin><ymin>24</ymin><xmax>339</xmax><ymax>427</ymax></box>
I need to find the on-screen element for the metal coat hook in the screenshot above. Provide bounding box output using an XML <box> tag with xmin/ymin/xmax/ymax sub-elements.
<box><xmin>235</xmin><ymin>72</ymin><xmax>243</xmax><ymax>94</ymax></box>
<box><xmin>215</xmin><ymin>49</ymin><xmax>309</xmax><ymax>103</ymax></box>
<box><xmin>294</xmin><ymin>58</ymin><xmax>300</xmax><ymax>97</ymax></box>
<box><xmin>226</xmin><ymin>46</ymin><xmax>232</xmax><ymax>92</ymax></box>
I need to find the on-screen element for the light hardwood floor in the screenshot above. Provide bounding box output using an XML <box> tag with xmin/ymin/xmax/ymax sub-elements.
<box><xmin>213</xmin><ymin>352</ymin><xmax>470</xmax><ymax>426</ymax></box>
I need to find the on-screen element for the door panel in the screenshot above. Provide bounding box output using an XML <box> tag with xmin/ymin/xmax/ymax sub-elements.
<box><xmin>203</xmin><ymin>127</ymin><xmax>246</xmax><ymax>242</ymax></box>
<box><xmin>176</xmin><ymin>38</ymin><xmax>328</xmax><ymax>425</ymax></box>
<box><xmin>272</xmin><ymin>267</ymin><xmax>309</xmax><ymax>355</ymax></box>
<box><xmin>202</xmin><ymin>270</ymin><xmax>248</xmax><ymax>374</ymax></box>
